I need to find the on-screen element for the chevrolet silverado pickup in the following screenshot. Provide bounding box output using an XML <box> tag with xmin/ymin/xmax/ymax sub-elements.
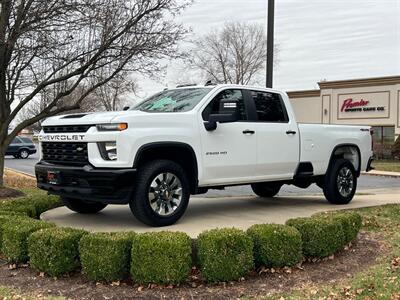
<box><xmin>35</xmin><ymin>84</ymin><xmax>374</xmax><ymax>226</ymax></box>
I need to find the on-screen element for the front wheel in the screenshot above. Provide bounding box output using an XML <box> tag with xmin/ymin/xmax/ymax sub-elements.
<box><xmin>251</xmin><ymin>182</ymin><xmax>282</xmax><ymax>198</ymax></box>
<box><xmin>130</xmin><ymin>160</ymin><xmax>190</xmax><ymax>227</ymax></box>
<box><xmin>323</xmin><ymin>159</ymin><xmax>357</xmax><ymax>204</ymax></box>
<box><xmin>62</xmin><ymin>197</ymin><xmax>108</xmax><ymax>214</ymax></box>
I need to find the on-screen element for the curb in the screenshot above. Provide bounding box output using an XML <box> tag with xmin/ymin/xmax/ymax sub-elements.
<box><xmin>5</xmin><ymin>167</ymin><xmax>35</xmax><ymax>178</ymax></box>
<box><xmin>362</xmin><ymin>171</ymin><xmax>400</xmax><ymax>178</ymax></box>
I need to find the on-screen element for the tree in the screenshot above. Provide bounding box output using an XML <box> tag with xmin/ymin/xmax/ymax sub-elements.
<box><xmin>89</xmin><ymin>71</ymin><xmax>138</xmax><ymax>111</ymax></box>
<box><xmin>189</xmin><ymin>22</ymin><xmax>275</xmax><ymax>85</ymax></box>
<box><xmin>0</xmin><ymin>0</ymin><xmax>189</xmax><ymax>187</ymax></box>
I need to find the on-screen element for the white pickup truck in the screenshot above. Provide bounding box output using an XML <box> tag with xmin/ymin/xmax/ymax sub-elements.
<box><xmin>36</xmin><ymin>84</ymin><xmax>374</xmax><ymax>226</ymax></box>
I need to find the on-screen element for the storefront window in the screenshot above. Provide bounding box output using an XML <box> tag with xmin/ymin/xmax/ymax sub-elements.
<box><xmin>371</xmin><ymin>126</ymin><xmax>395</xmax><ymax>159</ymax></box>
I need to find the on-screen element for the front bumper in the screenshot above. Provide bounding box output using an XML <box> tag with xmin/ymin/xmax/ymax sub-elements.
<box><xmin>35</xmin><ymin>162</ymin><xmax>136</xmax><ymax>204</ymax></box>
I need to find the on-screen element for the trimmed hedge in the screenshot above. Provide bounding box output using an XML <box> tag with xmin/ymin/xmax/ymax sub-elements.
<box><xmin>314</xmin><ymin>211</ymin><xmax>362</xmax><ymax>244</ymax></box>
<box><xmin>0</xmin><ymin>214</ymin><xmax>30</xmax><ymax>249</ymax></box>
<box><xmin>247</xmin><ymin>224</ymin><xmax>303</xmax><ymax>267</ymax></box>
<box><xmin>2</xmin><ymin>218</ymin><xmax>54</xmax><ymax>263</ymax></box>
<box><xmin>0</xmin><ymin>200</ymin><xmax>36</xmax><ymax>218</ymax></box>
<box><xmin>80</xmin><ymin>232</ymin><xmax>135</xmax><ymax>282</ymax></box>
<box><xmin>131</xmin><ymin>231</ymin><xmax>192</xmax><ymax>284</ymax></box>
<box><xmin>28</xmin><ymin>227</ymin><xmax>87</xmax><ymax>277</ymax></box>
<box><xmin>0</xmin><ymin>193</ymin><xmax>61</xmax><ymax>219</ymax></box>
<box><xmin>286</xmin><ymin>217</ymin><xmax>344</xmax><ymax>258</ymax></box>
<box><xmin>197</xmin><ymin>228</ymin><xmax>253</xmax><ymax>282</ymax></box>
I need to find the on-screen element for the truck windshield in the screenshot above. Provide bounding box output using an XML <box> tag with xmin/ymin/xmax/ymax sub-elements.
<box><xmin>132</xmin><ymin>88</ymin><xmax>212</xmax><ymax>112</ymax></box>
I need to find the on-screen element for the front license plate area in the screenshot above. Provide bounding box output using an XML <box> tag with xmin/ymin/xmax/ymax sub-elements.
<box><xmin>47</xmin><ymin>171</ymin><xmax>61</xmax><ymax>185</ymax></box>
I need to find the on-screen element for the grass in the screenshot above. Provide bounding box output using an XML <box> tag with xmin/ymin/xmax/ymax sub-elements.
<box><xmin>372</xmin><ymin>159</ymin><xmax>400</xmax><ymax>172</ymax></box>
<box><xmin>0</xmin><ymin>285</ymin><xmax>64</xmax><ymax>300</ymax></box>
<box><xmin>4</xmin><ymin>168</ymin><xmax>36</xmax><ymax>188</ymax></box>
<box><xmin>259</xmin><ymin>204</ymin><xmax>400</xmax><ymax>300</ymax></box>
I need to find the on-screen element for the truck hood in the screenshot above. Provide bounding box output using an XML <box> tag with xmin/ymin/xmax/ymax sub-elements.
<box><xmin>41</xmin><ymin>110</ymin><xmax>146</xmax><ymax>126</ymax></box>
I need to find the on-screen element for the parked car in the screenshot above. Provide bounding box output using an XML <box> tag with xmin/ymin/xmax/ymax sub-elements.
<box><xmin>35</xmin><ymin>84</ymin><xmax>374</xmax><ymax>226</ymax></box>
<box><xmin>6</xmin><ymin>136</ymin><xmax>37</xmax><ymax>159</ymax></box>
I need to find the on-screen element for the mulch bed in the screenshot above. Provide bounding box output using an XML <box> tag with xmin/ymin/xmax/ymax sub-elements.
<box><xmin>0</xmin><ymin>187</ymin><xmax>24</xmax><ymax>199</ymax></box>
<box><xmin>0</xmin><ymin>231</ymin><xmax>387</xmax><ymax>300</ymax></box>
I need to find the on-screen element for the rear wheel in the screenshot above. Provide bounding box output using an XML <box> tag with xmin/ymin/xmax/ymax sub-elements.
<box><xmin>251</xmin><ymin>182</ymin><xmax>282</xmax><ymax>198</ymax></box>
<box><xmin>130</xmin><ymin>159</ymin><xmax>190</xmax><ymax>227</ymax></box>
<box><xmin>19</xmin><ymin>149</ymin><xmax>29</xmax><ymax>159</ymax></box>
<box><xmin>62</xmin><ymin>197</ymin><xmax>107</xmax><ymax>214</ymax></box>
<box><xmin>323</xmin><ymin>159</ymin><xmax>357</xmax><ymax>204</ymax></box>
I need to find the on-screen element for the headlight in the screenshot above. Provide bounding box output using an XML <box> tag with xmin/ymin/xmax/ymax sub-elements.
<box><xmin>98</xmin><ymin>142</ymin><xmax>117</xmax><ymax>161</ymax></box>
<box><xmin>96</xmin><ymin>123</ymin><xmax>128</xmax><ymax>131</ymax></box>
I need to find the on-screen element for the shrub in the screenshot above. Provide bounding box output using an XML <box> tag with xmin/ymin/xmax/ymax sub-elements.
<box><xmin>0</xmin><ymin>200</ymin><xmax>36</xmax><ymax>218</ymax></box>
<box><xmin>28</xmin><ymin>194</ymin><xmax>62</xmax><ymax>217</ymax></box>
<box><xmin>2</xmin><ymin>218</ymin><xmax>54</xmax><ymax>263</ymax></box>
<box><xmin>0</xmin><ymin>192</ymin><xmax>61</xmax><ymax>219</ymax></box>
<box><xmin>392</xmin><ymin>135</ymin><xmax>400</xmax><ymax>159</ymax></box>
<box><xmin>197</xmin><ymin>228</ymin><xmax>253</xmax><ymax>282</ymax></box>
<box><xmin>247</xmin><ymin>224</ymin><xmax>303</xmax><ymax>267</ymax></box>
<box><xmin>286</xmin><ymin>217</ymin><xmax>344</xmax><ymax>258</ymax></box>
<box><xmin>131</xmin><ymin>231</ymin><xmax>192</xmax><ymax>284</ymax></box>
<box><xmin>0</xmin><ymin>214</ymin><xmax>30</xmax><ymax>249</ymax></box>
<box><xmin>314</xmin><ymin>211</ymin><xmax>362</xmax><ymax>244</ymax></box>
<box><xmin>80</xmin><ymin>232</ymin><xmax>135</xmax><ymax>282</ymax></box>
<box><xmin>28</xmin><ymin>227</ymin><xmax>87</xmax><ymax>277</ymax></box>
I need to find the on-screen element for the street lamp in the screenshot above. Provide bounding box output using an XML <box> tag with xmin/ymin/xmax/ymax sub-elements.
<box><xmin>266</xmin><ymin>0</ymin><xmax>275</xmax><ymax>88</ymax></box>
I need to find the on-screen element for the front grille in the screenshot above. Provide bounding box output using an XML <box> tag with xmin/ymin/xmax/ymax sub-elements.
<box><xmin>42</xmin><ymin>142</ymin><xmax>88</xmax><ymax>166</ymax></box>
<box><xmin>43</xmin><ymin>125</ymin><xmax>91</xmax><ymax>133</ymax></box>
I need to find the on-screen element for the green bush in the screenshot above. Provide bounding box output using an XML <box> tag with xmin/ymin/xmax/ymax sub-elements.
<box><xmin>314</xmin><ymin>211</ymin><xmax>362</xmax><ymax>244</ymax></box>
<box><xmin>197</xmin><ymin>228</ymin><xmax>253</xmax><ymax>282</ymax></box>
<box><xmin>286</xmin><ymin>217</ymin><xmax>344</xmax><ymax>258</ymax></box>
<box><xmin>0</xmin><ymin>193</ymin><xmax>61</xmax><ymax>219</ymax></box>
<box><xmin>28</xmin><ymin>194</ymin><xmax>62</xmax><ymax>217</ymax></box>
<box><xmin>2</xmin><ymin>218</ymin><xmax>54</xmax><ymax>263</ymax></box>
<box><xmin>0</xmin><ymin>200</ymin><xmax>36</xmax><ymax>218</ymax></box>
<box><xmin>247</xmin><ymin>224</ymin><xmax>303</xmax><ymax>267</ymax></box>
<box><xmin>28</xmin><ymin>227</ymin><xmax>87</xmax><ymax>277</ymax></box>
<box><xmin>0</xmin><ymin>214</ymin><xmax>30</xmax><ymax>250</ymax></box>
<box><xmin>80</xmin><ymin>232</ymin><xmax>135</xmax><ymax>282</ymax></box>
<box><xmin>131</xmin><ymin>231</ymin><xmax>192</xmax><ymax>284</ymax></box>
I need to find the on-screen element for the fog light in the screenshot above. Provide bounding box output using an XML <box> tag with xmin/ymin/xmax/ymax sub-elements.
<box><xmin>98</xmin><ymin>142</ymin><xmax>117</xmax><ymax>161</ymax></box>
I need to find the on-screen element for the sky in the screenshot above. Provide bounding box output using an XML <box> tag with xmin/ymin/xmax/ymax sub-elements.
<box><xmin>135</xmin><ymin>0</ymin><xmax>400</xmax><ymax>100</ymax></box>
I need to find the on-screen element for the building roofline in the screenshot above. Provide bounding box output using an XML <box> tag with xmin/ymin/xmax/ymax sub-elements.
<box><xmin>286</xmin><ymin>90</ymin><xmax>320</xmax><ymax>98</ymax></box>
<box><xmin>318</xmin><ymin>75</ymin><xmax>400</xmax><ymax>89</ymax></box>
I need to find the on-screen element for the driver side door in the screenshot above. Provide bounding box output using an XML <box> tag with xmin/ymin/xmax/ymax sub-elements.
<box><xmin>199</xmin><ymin>89</ymin><xmax>257</xmax><ymax>186</ymax></box>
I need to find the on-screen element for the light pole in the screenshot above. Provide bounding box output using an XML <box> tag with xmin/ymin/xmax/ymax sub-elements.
<box><xmin>266</xmin><ymin>0</ymin><xmax>275</xmax><ymax>88</ymax></box>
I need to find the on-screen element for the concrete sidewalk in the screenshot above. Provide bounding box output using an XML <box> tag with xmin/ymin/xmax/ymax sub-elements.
<box><xmin>42</xmin><ymin>191</ymin><xmax>400</xmax><ymax>238</ymax></box>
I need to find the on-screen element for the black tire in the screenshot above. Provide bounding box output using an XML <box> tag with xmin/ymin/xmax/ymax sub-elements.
<box><xmin>323</xmin><ymin>158</ymin><xmax>357</xmax><ymax>205</ymax></box>
<box><xmin>18</xmin><ymin>149</ymin><xmax>29</xmax><ymax>159</ymax></box>
<box><xmin>251</xmin><ymin>182</ymin><xmax>282</xmax><ymax>198</ymax></box>
<box><xmin>130</xmin><ymin>159</ymin><xmax>190</xmax><ymax>227</ymax></box>
<box><xmin>62</xmin><ymin>197</ymin><xmax>107</xmax><ymax>214</ymax></box>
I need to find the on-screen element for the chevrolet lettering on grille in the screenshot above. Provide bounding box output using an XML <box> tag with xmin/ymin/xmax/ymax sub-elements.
<box><xmin>38</xmin><ymin>134</ymin><xmax>85</xmax><ymax>142</ymax></box>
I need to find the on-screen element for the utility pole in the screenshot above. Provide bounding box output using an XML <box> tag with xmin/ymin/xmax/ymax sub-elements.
<box><xmin>266</xmin><ymin>0</ymin><xmax>275</xmax><ymax>88</ymax></box>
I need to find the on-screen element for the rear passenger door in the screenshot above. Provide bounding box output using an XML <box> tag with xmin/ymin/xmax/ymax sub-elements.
<box><xmin>246</xmin><ymin>90</ymin><xmax>299</xmax><ymax>180</ymax></box>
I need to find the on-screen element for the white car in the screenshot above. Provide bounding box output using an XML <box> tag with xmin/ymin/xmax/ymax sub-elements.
<box><xmin>35</xmin><ymin>84</ymin><xmax>374</xmax><ymax>226</ymax></box>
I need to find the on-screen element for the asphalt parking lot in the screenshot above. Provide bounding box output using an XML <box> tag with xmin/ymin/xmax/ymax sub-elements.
<box><xmin>5</xmin><ymin>152</ymin><xmax>400</xmax><ymax>197</ymax></box>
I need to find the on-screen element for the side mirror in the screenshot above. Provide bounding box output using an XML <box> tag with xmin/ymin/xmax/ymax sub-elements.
<box><xmin>204</xmin><ymin>99</ymin><xmax>239</xmax><ymax>131</ymax></box>
<box><xmin>123</xmin><ymin>106</ymin><xmax>130</xmax><ymax>111</ymax></box>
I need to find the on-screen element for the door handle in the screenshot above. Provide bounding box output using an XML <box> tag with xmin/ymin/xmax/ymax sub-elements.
<box><xmin>242</xmin><ymin>129</ymin><xmax>255</xmax><ymax>135</ymax></box>
<box><xmin>286</xmin><ymin>130</ymin><xmax>297</xmax><ymax>135</ymax></box>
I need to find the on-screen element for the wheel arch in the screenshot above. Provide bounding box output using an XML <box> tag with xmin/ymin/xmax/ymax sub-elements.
<box><xmin>133</xmin><ymin>142</ymin><xmax>199</xmax><ymax>194</ymax></box>
<box><xmin>327</xmin><ymin>143</ymin><xmax>361</xmax><ymax>176</ymax></box>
